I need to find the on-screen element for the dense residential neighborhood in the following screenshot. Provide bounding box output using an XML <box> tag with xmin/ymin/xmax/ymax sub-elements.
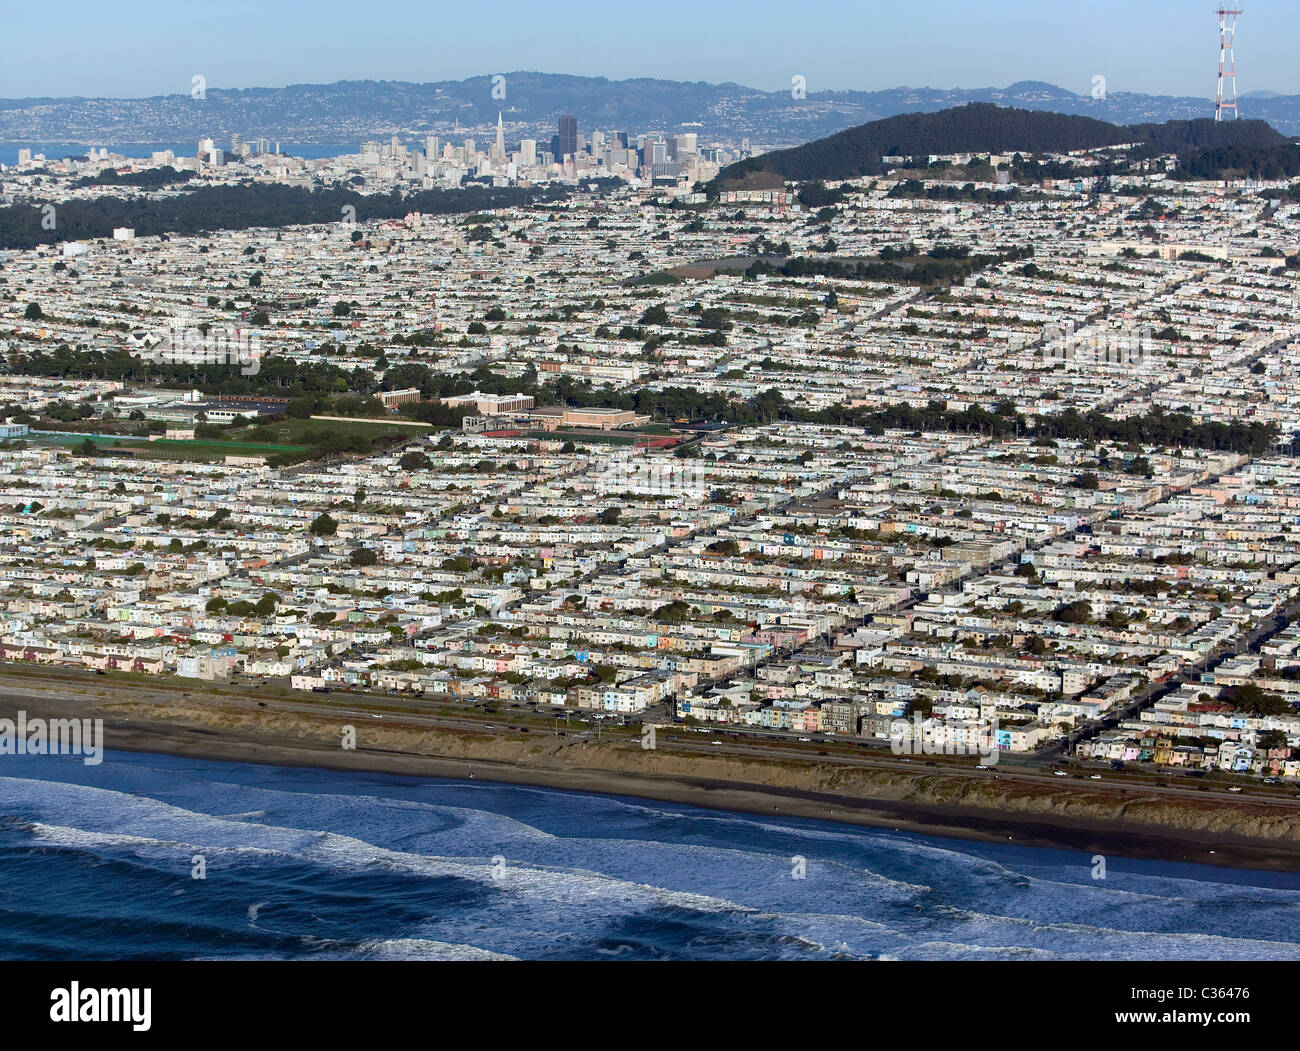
<box><xmin>2</xmin><ymin>118</ymin><xmax>1300</xmax><ymax>783</ymax></box>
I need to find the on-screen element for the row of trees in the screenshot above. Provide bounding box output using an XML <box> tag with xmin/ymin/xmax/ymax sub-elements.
<box><xmin>744</xmin><ymin>245</ymin><xmax>1034</xmax><ymax>288</ymax></box>
<box><xmin>0</xmin><ymin>180</ymin><xmax>575</xmax><ymax>250</ymax></box>
<box><xmin>8</xmin><ymin>341</ymin><xmax>1281</xmax><ymax>457</ymax></box>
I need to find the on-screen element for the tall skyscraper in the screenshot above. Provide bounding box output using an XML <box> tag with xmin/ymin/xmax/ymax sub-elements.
<box><xmin>425</xmin><ymin>136</ymin><xmax>440</xmax><ymax>160</ymax></box>
<box><xmin>520</xmin><ymin>139</ymin><xmax>537</xmax><ymax>166</ymax></box>
<box><xmin>557</xmin><ymin>115</ymin><xmax>577</xmax><ymax>160</ymax></box>
<box><xmin>492</xmin><ymin>112</ymin><xmax>506</xmax><ymax>164</ymax></box>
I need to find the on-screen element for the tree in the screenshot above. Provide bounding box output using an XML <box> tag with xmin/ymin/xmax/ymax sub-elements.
<box><xmin>1055</xmin><ymin>600</ymin><xmax>1092</xmax><ymax>624</ymax></box>
<box><xmin>350</xmin><ymin>547</ymin><xmax>378</xmax><ymax>566</ymax></box>
<box><xmin>1225</xmin><ymin>683</ymin><xmax>1287</xmax><ymax>717</ymax></box>
<box><xmin>24</xmin><ymin>303</ymin><xmax>43</xmax><ymax>320</ymax></box>
<box><xmin>310</xmin><ymin>512</ymin><xmax>338</xmax><ymax>537</ymax></box>
<box><xmin>399</xmin><ymin>450</ymin><xmax>432</xmax><ymax>470</ymax></box>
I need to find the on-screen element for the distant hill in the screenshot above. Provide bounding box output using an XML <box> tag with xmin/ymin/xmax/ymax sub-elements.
<box><xmin>5</xmin><ymin>74</ymin><xmax>1300</xmax><ymax>146</ymax></box>
<box><xmin>710</xmin><ymin>104</ymin><xmax>1294</xmax><ymax>187</ymax></box>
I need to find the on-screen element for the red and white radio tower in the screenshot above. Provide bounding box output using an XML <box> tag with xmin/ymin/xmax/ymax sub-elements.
<box><xmin>1215</xmin><ymin>7</ymin><xmax>1242</xmax><ymax>121</ymax></box>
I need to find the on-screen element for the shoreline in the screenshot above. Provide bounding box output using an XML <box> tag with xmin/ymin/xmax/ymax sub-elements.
<box><xmin>80</xmin><ymin>712</ymin><xmax>1300</xmax><ymax>874</ymax></box>
<box><xmin>5</xmin><ymin>671</ymin><xmax>1300</xmax><ymax>874</ymax></box>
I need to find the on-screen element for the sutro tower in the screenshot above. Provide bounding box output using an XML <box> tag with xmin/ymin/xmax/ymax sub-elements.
<box><xmin>1215</xmin><ymin>7</ymin><xmax>1242</xmax><ymax>121</ymax></box>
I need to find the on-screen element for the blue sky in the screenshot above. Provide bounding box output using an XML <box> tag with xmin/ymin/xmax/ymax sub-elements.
<box><xmin>3</xmin><ymin>0</ymin><xmax>1297</xmax><ymax>100</ymax></box>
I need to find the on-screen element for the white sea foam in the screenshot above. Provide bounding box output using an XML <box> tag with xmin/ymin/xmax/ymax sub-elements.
<box><xmin>5</xmin><ymin>763</ymin><xmax>1300</xmax><ymax>960</ymax></box>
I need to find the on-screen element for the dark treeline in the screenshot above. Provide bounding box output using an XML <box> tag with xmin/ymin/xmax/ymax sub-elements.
<box><xmin>1169</xmin><ymin>144</ymin><xmax>1300</xmax><ymax>182</ymax></box>
<box><xmin>816</xmin><ymin>400</ymin><xmax>1278</xmax><ymax>456</ymax></box>
<box><xmin>709</xmin><ymin>104</ymin><xmax>1290</xmax><ymax>188</ymax></box>
<box><xmin>72</xmin><ymin>166</ymin><xmax>196</xmax><ymax>189</ymax></box>
<box><xmin>1033</xmin><ymin>405</ymin><xmax>1278</xmax><ymax>455</ymax></box>
<box><xmin>711</xmin><ymin>105</ymin><xmax>1134</xmax><ymax>186</ymax></box>
<box><xmin>8</xmin><ymin>345</ymin><xmax>376</xmax><ymax>398</ymax></box>
<box><xmin>795</xmin><ymin>182</ymin><xmax>853</xmax><ymax>208</ymax></box>
<box><xmin>1131</xmin><ymin>118</ymin><xmax>1289</xmax><ymax>153</ymax></box>
<box><xmin>887</xmin><ymin>179</ymin><xmax>1030</xmax><ymax>202</ymax></box>
<box><xmin>744</xmin><ymin>245</ymin><xmax>1034</xmax><ymax>287</ymax></box>
<box><xmin>0</xmin><ymin>180</ymin><xmax>577</xmax><ymax>250</ymax></box>
<box><xmin>8</xmin><ymin>347</ymin><xmax>1280</xmax><ymax>456</ymax></box>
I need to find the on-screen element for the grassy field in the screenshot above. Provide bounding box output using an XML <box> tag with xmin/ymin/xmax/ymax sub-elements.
<box><xmin>228</xmin><ymin>417</ymin><xmax>425</xmax><ymax>444</ymax></box>
<box><xmin>121</xmin><ymin>438</ymin><xmax>308</xmax><ymax>462</ymax></box>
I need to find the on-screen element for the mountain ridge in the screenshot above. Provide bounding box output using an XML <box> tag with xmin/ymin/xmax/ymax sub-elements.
<box><xmin>5</xmin><ymin>73</ymin><xmax>1300</xmax><ymax>144</ymax></box>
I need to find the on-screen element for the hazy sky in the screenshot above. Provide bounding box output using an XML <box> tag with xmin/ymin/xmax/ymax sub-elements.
<box><xmin>3</xmin><ymin>0</ymin><xmax>1296</xmax><ymax>100</ymax></box>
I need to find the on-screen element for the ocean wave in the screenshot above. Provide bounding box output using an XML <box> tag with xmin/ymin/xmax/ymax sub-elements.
<box><xmin>5</xmin><ymin>757</ymin><xmax>1300</xmax><ymax>960</ymax></box>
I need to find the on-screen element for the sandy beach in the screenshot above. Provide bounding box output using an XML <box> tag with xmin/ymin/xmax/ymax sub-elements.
<box><xmin>5</xmin><ymin>671</ymin><xmax>1300</xmax><ymax>872</ymax></box>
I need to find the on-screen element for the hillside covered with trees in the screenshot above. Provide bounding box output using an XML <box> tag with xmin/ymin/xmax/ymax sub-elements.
<box><xmin>709</xmin><ymin>104</ymin><xmax>1294</xmax><ymax>189</ymax></box>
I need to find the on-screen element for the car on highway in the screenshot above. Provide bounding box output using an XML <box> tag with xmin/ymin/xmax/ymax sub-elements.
<box><xmin>1052</xmin><ymin>770</ymin><xmax>1069</xmax><ymax>777</ymax></box>
<box><xmin>1089</xmin><ymin>774</ymin><xmax>1102</xmax><ymax>780</ymax></box>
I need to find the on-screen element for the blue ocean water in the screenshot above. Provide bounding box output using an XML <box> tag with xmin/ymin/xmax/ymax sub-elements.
<box><xmin>0</xmin><ymin>143</ymin><xmax>360</xmax><ymax>166</ymax></box>
<box><xmin>2</xmin><ymin>750</ymin><xmax>1299</xmax><ymax>961</ymax></box>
